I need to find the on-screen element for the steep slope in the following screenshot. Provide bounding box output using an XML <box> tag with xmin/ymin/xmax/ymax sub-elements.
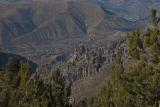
<box><xmin>12</xmin><ymin>1</ymin><xmax>133</xmax><ymax>44</ymax></box>
<box><xmin>0</xmin><ymin>1</ymin><xmax>135</xmax><ymax>64</ymax></box>
<box><xmin>98</xmin><ymin>0</ymin><xmax>160</xmax><ymax>21</ymax></box>
<box><xmin>0</xmin><ymin>3</ymin><xmax>35</xmax><ymax>46</ymax></box>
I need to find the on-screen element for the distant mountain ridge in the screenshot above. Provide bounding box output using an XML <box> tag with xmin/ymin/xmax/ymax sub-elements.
<box><xmin>98</xmin><ymin>0</ymin><xmax>160</xmax><ymax>21</ymax></box>
<box><xmin>0</xmin><ymin>1</ymin><xmax>134</xmax><ymax>58</ymax></box>
<box><xmin>1</xmin><ymin>0</ymin><xmax>159</xmax><ymax>21</ymax></box>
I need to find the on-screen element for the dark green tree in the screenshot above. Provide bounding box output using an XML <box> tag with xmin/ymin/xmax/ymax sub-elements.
<box><xmin>151</xmin><ymin>9</ymin><xmax>160</xmax><ymax>28</ymax></box>
<box><xmin>0</xmin><ymin>59</ymin><xmax>71</xmax><ymax>107</ymax></box>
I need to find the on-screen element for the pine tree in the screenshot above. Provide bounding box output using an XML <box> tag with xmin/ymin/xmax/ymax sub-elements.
<box><xmin>0</xmin><ymin>58</ymin><xmax>21</xmax><ymax>107</ymax></box>
<box><xmin>128</xmin><ymin>30</ymin><xmax>143</xmax><ymax>59</ymax></box>
<box><xmin>27</xmin><ymin>69</ymin><xmax>71</xmax><ymax>107</ymax></box>
<box><xmin>92</xmin><ymin>10</ymin><xmax>160</xmax><ymax>106</ymax></box>
<box><xmin>151</xmin><ymin>9</ymin><xmax>159</xmax><ymax>28</ymax></box>
<box><xmin>0</xmin><ymin>59</ymin><xmax>71</xmax><ymax>107</ymax></box>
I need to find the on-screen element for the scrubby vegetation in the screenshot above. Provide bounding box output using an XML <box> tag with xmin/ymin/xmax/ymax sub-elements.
<box><xmin>86</xmin><ymin>9</ymin><xmax>160</xmax><ymax>107</ymax></box>
<box><xmin>0</xmin><ymin>58</ymin><xmax>71</xmax><ymax>107</ymax></box>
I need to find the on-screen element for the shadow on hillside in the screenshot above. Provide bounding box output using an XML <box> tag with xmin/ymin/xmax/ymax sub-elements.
<box><xmin>0</xmin><ymin>52</ymin><xmax>37</xmax><ymax>71</ymax></box>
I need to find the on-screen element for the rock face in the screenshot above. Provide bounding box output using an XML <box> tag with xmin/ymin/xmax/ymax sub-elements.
<box><xmin>37</xmin><ymin>43</ymin><xmax>120</xmax><ymax>82</ymax></box>
<box><xmin>36</xmin><ymin>39</ymin><xmax>127</xmax><ymax>102</ymax></box>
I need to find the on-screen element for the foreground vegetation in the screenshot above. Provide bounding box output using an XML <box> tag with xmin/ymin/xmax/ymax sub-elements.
<box><xmin>0</xmin><ymin>58</ymin><xmax>71</xmax><ymax>107</ymax></box>
<box><xmin>86</xmin><ymin>9</ymin><xmax>160</xmax><ymax>107</ymax></box>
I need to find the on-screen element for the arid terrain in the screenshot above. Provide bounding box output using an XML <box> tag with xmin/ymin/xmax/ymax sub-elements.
<box><xmin>0</xmin><ymin>0</ymin><xmax>160</xmax><ymax>105</ymax></box>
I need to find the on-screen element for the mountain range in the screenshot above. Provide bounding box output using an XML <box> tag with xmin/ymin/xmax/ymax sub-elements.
<box><xmin>0</xmin><ymin>0</ymin><xmax>159</xmax><ymax>63</ymax></box>
<box><xmin>98</xmin><ymin>0</ymin><xmax>160</xmax><ymax>21</ymax></box>
<box><xmin>0</xmin><ymin>0</ymin><xmax>135</xmax><ymax>63</ymax></box>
